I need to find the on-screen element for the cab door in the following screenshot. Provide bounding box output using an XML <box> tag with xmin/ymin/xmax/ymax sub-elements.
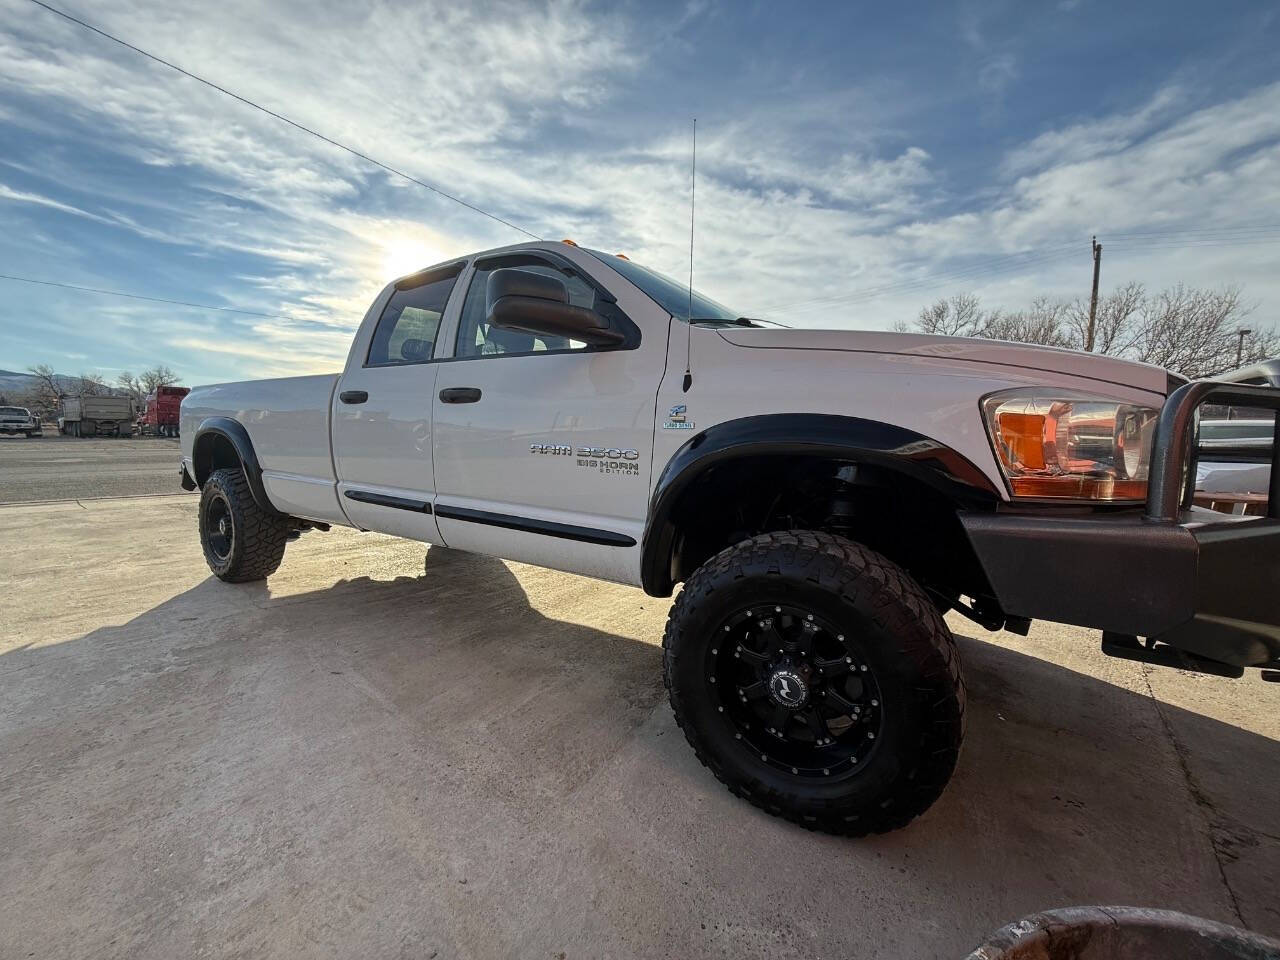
<box><xmin>330</xmin><ymin>262</ymin><xmax>466</xmax><ymax>544</ymax></box>
<box><xmin>431</xmin><ymin>248</ymin><xmax>670</xmax><ymax>586</ymax></box>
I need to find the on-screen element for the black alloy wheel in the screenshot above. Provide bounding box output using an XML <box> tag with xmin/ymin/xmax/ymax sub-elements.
<box><xmin>663</xmin><ymin>530</ymin><xmax>965</xmax><ymax>835</ymax></box>
<box><xmin>709</xmin><ymin>603</ymin><xmax>883</xmax><ymax>779</ymax></box>
<box><xmin>204</xmin><ymin>492</ymin><xmax>234</xmax><ymax>563</ymax></box>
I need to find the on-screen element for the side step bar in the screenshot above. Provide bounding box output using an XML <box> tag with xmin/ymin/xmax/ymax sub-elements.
<box><xmin>1100</xmin><ymin>632</ymin><xmax>1244</xmax><ymax>679</ymax></box>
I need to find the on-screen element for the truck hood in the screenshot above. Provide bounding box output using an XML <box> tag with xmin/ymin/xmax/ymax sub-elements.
<box><xmin>717</xmin><ymin>327</ymin><xmax>1170</xmax><ymax>394</ymax></box>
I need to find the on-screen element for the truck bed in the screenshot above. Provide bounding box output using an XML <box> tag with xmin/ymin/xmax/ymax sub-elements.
<box><xmin>181</xmin><ymin>374</ymin><xmax>342</xmax><ymax>523</ymax></box>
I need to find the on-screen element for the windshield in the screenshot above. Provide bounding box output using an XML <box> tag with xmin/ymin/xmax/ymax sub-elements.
<box><xmin>0</xmin><ymin>407</ymin><xmax>29</xmax><ymax>417</ymax></box>
<box><xmin>584</xmin><ymin>249</ymin><xmax>740</xmax><ymax>323</ymax></box>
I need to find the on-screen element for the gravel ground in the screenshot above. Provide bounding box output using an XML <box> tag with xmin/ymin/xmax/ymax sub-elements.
<box><xmin>1</xmin><ymin>496</ymin><xmax>1277</xmax><ymax>959</ymax></box>
<box><xmin>0</xmin><ymin>433</ymin><xmax>181</xmax><ymax>502</ymax></box>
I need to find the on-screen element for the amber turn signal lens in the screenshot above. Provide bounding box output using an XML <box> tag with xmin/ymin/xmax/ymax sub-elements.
<box><xmin>981</xmin><ymin>390</ymin><xmax>1160</xmax><ymax>501</ymax></box>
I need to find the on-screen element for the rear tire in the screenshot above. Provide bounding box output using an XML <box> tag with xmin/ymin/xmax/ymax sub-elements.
<box><xmin>199</xmin><ymin>467</ymin><xmax>289</xmax><ymax>582</ymax></box>
<box><xmin>663</xmin><ymin>530</ymin><xmax>965</xmax><ymax>836</ymax></box>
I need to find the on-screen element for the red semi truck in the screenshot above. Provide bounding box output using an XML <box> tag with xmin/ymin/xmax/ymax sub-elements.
<box><xmin>137</xmin><ymin>385</ymin><xmax>190</xmax><ymax>437</ymax></box>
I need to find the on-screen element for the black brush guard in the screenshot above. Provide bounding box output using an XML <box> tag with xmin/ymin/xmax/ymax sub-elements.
<box><xmin>961</xmin><ymin>380</ymin><xmax>1280</xmax><ymax>672</ymax></box>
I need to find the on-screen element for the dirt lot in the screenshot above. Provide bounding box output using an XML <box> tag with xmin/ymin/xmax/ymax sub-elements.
<box><xmin>0</xmin><ymin>433</ymin><xmax>180</xmax><ymax>503</ymax></box>
<box><xmin>1</xmin><ymin>495</ymin><xmax>1277</xmax><ymax>959</ymax></box>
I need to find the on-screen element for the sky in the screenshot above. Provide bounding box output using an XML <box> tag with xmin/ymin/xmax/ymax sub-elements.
<box><xmin>0</xmin><ymin>0</ymin><xmax>1278</xmax><ymax>384</ymax></box>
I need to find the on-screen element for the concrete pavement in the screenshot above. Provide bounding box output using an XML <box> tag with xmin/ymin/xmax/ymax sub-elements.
<box><xmin>1</xmin><ymin>496</ymin><xmax>1277</xmax><ymax>959</ymax></box>
<box><xmin>0</xmin><ymin>434</ymin><xmax>180</xmax><ymax>503</ymax></box>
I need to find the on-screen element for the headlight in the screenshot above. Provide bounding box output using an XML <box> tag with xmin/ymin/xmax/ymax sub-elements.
<box><xmin>982</xmin><ymin>389</ymin><xmax>1160</xmax><ymax>500</ymax></box>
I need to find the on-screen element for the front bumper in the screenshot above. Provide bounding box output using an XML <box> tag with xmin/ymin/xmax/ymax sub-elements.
<box><xmin>960</xmin><ymin>379</ymin><xmax>1280</xmax><ymax>669</ymax></box>
<box><xmin>961</xmin><ymin>509</ymin><xmax>1280</xmax><ymax>668</ymax></box>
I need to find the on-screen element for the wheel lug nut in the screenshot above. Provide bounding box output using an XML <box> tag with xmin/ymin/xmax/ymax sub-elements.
<box><xmin>871</xmin><ymin>699</ymin><xmax>879</xmax><ymax>706</ymax></box>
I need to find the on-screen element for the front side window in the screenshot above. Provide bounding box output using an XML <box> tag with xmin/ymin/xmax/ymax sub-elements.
<box><xmin>366</xmin><ymin>270</ymin><xmax>460</xmax><ymax>367</ymax></box>
<box><xmin>455</xmin><ymin>257</ymin><xmax>599</xmax><ymax>358</ymax></box>
<box><xmin>584</xmin><ymin>249</ymin><xmax>740</xmax><ymax>322</ymax></box>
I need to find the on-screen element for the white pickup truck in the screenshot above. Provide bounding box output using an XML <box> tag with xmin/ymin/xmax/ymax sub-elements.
<box><xmin>180</xmin><ymin>240</ymin><xmax>1280</xmax><ymax>835</ymax></box>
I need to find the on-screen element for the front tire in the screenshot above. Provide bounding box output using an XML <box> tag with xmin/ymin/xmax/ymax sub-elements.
<box><xmin>663</xmin><ymin>530</ymin><xmax>965</xmax><ymax>836</ymax></box>
<box><xmin>199</xmin><ymin>468</ymin><xmax>289</xmax><ymax>582</ymax></box>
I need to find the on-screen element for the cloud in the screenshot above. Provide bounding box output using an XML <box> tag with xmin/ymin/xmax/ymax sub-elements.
<box><xmin>0</xmin><ymin>182</ymin><xmax>116</xmax><ymax>225</ymax></box>
<box><xmin>0</xmin><ymin>0</ymin><xmax>1278</xmax><ymax>382</ymax></box>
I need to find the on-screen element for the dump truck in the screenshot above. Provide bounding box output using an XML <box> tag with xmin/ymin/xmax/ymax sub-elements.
<box><xmin>59</xmin><ymin>395</ymin><xmax>135</xmax><ymax>437</ymax></box>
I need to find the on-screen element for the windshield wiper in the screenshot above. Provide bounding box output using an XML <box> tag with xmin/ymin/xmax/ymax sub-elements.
<box><xmin>689</xmin><ymin>316</ymin><xmax>764</xmax><ymax>327</ymax></box>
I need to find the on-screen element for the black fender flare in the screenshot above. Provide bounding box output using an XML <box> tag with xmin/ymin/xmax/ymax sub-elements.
<box><xmin>191</xmin><ymin>416</ymin><xmax>284</xmax><ymax>517</ymax></box>
<box><xmin>640</xmin><ymin>413</ymin><xmax>1001</xmax><ymax>596</ymax></box>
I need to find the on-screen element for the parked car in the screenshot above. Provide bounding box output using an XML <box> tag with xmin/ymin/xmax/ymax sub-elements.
<box><xmin>137</xmin><ymin>385</ymin><xmax>190</xmax><ymax>437</ymax></box>
<box><xmin>1194</xmin><ymin>359</ymin><xmax>1278</xmax><ymax>515</ymax></box>
<box><xmin>59</xmin><ymin>395</ymin><xmax>135</xmax><ymax>437</ymax></box>
<box><xmin>177</xmin><ymin>241</ymin><xmax>1280</xmax><ymax>836</ymax></box>
<box><xmin>0</xmin><ymin>405</ymin><xmax>42</xmax><ymax>437</ymax></box>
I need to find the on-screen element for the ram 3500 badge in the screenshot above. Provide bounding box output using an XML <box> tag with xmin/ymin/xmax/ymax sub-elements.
<box><xmin>179</xmin><ymin>240</ymin><xmax>1280</xmax><ymax>836</ymax></box>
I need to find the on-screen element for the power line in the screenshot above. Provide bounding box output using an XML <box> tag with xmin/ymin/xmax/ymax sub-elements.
<box><xmin>761</xmin><ymin>243</ymin><xmax>1081</xmax><ymax>314</ymax></box>
<box><xmin>23</xmin><ymin>0</ymin><xmax>542</xmax><ymax>241</ymax></box>
<box><xmin>763</xmin><ymin>229</ymin><xmax>1280</xmax><ymax>317</ymax></box>
<box><xmin>1104</xmin><ymin>223</ymin><xmax>1280</xmax><ymax>241</ymax></box>
<box><xmin>0</xmin><ymin>272</ymin><xmax>315</xmax><ymax>322</ymax></box>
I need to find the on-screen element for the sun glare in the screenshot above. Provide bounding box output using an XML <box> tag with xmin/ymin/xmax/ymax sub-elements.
<box><xmin>378</xmin><ymin>232</ymin><xmax>449</xmax><ymax>281</ymax></box>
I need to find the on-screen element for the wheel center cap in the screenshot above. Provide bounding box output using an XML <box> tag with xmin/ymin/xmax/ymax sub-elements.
<box><xmin>218</xmin><ymin>517</ymin><xmax>229</xmax><ymax>537</ymax></box>
<box><xmin>768</xmin><ymin>669</ymin><xmax>808</xmax><ymax>708</ymax></box>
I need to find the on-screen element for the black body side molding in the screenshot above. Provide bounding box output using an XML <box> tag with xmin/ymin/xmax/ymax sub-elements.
<box><xmin>344</xmin><ymin>490</ymin><xmax>432</xmax><ymax>513</ymax></box>
<box><xmin>191</xmin><ymin>417</ymin><xmax>284</xmax><ymax>517</ymax></box>
<box><xmin>435</xmin><ymin>504</ymin><xmax>636</xmax><ymax>547</ymax></box>
<box><xmin>640</xmin><ymin>413</ymin><xmax>1001</xmax><ymax>597</ymax></box>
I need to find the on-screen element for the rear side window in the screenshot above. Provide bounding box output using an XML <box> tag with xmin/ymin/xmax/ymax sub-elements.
<box><xmin>366</xmin><ymin>269</ymin><xmax>461</xmax><ymax>367</ymax></box>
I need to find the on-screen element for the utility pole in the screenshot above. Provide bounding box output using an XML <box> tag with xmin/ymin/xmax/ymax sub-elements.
<box><xmin>1085</xmin><ymin>235</ymin><xmax>1102</xmax><ymax>352</ymax></box>
<box><xmin>1236</xmin><ymin>328</ymin><xmax>1253</xmax><ymax>368</ymax></box>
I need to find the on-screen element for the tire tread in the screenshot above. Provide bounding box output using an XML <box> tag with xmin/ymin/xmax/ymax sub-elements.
<box><xmin>662</xmin><ymin>530</ymin><xmax>965</xmax><ymax>836</ymax></box>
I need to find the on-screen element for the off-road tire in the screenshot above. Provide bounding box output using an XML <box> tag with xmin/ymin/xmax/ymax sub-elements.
<box><xmin>663</xmin><ymin>530</ymin><xmax>965</xmax><ymax>836</ymax></box>
<box><xmin>199</xmin><ymin>467</ymin><xmax>289</xmax><ymax>582</ymax></box>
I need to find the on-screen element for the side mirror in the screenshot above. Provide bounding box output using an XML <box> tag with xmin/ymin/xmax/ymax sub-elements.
<box><xmin>486</xmin><ymin>269</ymin><xmax>623</xmax><ymax>347</ymax></box>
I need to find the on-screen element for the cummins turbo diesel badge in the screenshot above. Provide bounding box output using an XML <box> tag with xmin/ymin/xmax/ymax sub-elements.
<box><xmin>663</xmin><ymin>403</ymin><xmax>695</xmax><ymax>430</ymax></box>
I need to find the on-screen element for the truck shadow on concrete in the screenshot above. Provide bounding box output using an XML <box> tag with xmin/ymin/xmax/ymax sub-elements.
<box><xmin>1</xmin><ymin>547</ymin><xmax>1277</xmax><ymax>957</ymax></box>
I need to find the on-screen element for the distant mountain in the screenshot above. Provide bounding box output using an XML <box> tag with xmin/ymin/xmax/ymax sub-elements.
<box><xmin>0</xmin><ymin>370</ymin><xmax>129</xmax><ymax>398</ymax></box>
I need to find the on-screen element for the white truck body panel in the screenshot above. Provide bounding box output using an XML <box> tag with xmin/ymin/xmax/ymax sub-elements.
<box><xmin>653</xmin><ymin>326</ymin><xmax>1167</xmax><ymax>503</ymax></box>
<box><xmin>182</xmin><ymin>374</ymin><xmax>343</xmax><ymax>524</ymax></box>
<box><xmin>180</xmin><ymin>240</ymin><xmax>1173</xmax><ymax>589</ymax></box>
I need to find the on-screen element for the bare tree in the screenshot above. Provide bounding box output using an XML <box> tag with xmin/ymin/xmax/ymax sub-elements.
<box><xmin>915</xmin><ymin>293</ymin><xmax>985</xmax><ymax>337</ymax></box>
<box><xmin>1126</xmin><ymin>285</ymin><xmax>1273</xmax><ymax>379</ymax></box>
<box><xmin>1064</xmin><ymin>281</ymin><xmax>1146</xmax><ymax>355</ymax></box>
<box><xmin>915</xmin><ymin>294</ymin><xmax>1073</xmax><ymax>347</ymax></box>
<box><xmin>984</xmin><ymin>298</ymin><xmax>1075</xmax><ymax>348</ymax></box>
<box><xmin>75</xmin><ymin>372</ymin><xmax>110</xmax><ymax>396</ymax></box>
<box><xmin>140</xmin><ymin>365</ymin><xmax>180</xmax><ymax>393</ymax></box>
<box><xmin>911</xmin><ymin>283</ymin><xmax>1276</xmax><ymax>378</ymax></box>
<box><xmin>117</xmin><ymin>370</ymin><xmax>144</xmax><ymax>400</ymax></box>
<box><xmin>25</xmin><ymin>363</ymin><xmax>64</xmax><ymax>403</ymax></box>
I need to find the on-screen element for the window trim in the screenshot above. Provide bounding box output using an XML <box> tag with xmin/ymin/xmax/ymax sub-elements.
<box><xmin>363</xmin><ymin>262</ymin><xmax>465</xmax><ymax>369</ymax></box>
<box><xmin>447</xmin><ymin>251</ymin><xmax>640</xmax><ymax>362</ymax></box>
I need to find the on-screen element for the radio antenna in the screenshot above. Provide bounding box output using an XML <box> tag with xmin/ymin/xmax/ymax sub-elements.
<box><xmin>683</xmin><ymin>118</ymin><xmax>696</xmax><ymax>392</ymax></box>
